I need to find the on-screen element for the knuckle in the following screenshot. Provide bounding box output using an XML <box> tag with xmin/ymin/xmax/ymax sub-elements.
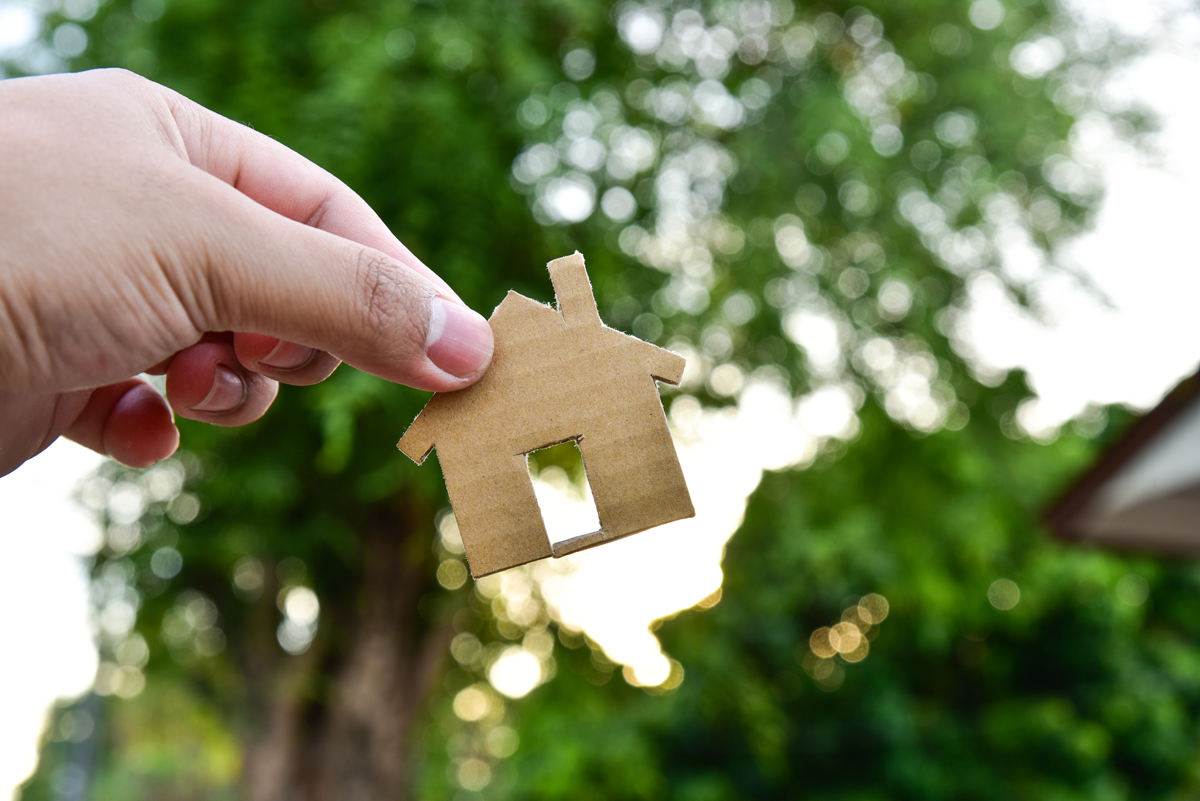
<box><xmin>304</xmin><ymin>195</ymin><xmax>335</xmax><ymax>230</ymax></box>
<box><xmin>353</xmin><ymin>249</ymin><xmax>427</xmax><ymax>352</ymax></box>
<box><xmin>95</xmin><ymin>67</ymin><xmax>140</xmax><ymax>85</ymax></box>
<box><xmin>97</xmin><ymin>68</ymin><xmax>156</xmax><ymax>102</ymax></box>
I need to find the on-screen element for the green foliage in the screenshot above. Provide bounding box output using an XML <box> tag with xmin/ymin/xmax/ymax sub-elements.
<box><xmin>22</xmin><ymin>680</ymin><xmax>240</xmax><ymax>800</ymax></box>
<box><xmin>496</xmin><ymin>405</ymin><xmax>1200</xmax><ymax>801</ymax></box>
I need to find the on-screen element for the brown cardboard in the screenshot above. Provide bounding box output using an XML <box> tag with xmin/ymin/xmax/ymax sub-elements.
<box><xmin>398</xmin><ymin>252</ymin><xmax>695</xmax><ymax>578</ymax></box>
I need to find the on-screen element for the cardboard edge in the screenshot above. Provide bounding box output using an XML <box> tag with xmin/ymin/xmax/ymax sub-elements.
<box><xmin>550</xmin><ymin>506</ymin><xmax>698</xmax><ymax>559</ymax></box>
<box><xmin>651</xmin><ymin>355</ymin><xmax>686</xmax><ymax>387</ymax></box>
<box><xmin>525</xmin><ymin>435</ymin><xmax>585</xmax><ymax>455</ymax></box>
<box><xmin>551</xmin><ymin>530</ymin><xmax>611</xmax><ymax>558</ymax></box>
<box><xmin>396</xmin><ymin>394</ymin><xmax>440</xmax><ymax>465</ymax></box>
<box><xmin>546</xmin><ymin>251</ymin><xmax>602</xmax><ymax>328</ymax></box>
<box><xmin>495</xmin><ymin>289</ymin><xmax>556</xmax><ymax>318</ymax></box>
<box><xmin>601</xmin><ymin>328</ymin><xmax>686</xmax><ymax>386</ymax></box>
<box><xmin>397</xmin><ymin>440</ymin><xmax>433</xmax><ymax>465</ymax></box>
<box><xmin>470</xmin><ymin>548</ymin><xmax>552</xmax><ymax>579</ymax></box>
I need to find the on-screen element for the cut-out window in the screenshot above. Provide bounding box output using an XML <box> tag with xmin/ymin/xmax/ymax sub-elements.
<box><xmin>526</xmin><ymin>439</ymin><xmax>600</xmax><ymax>545</ymax></box>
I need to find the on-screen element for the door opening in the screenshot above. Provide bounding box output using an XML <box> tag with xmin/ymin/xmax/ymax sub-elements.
<box><xmin>526</xmin><ymin>439</ymin><xmax>601</xmax><ymax>545</ymax></box>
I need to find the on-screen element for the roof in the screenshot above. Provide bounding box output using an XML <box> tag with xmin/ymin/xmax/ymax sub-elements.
<box><xmin>1045</xmin><ymin>367</ymin><xmax>1200</xmax><ymax>551</ymax></box>
<box><xmin>397</xmin><ymin>253</ymin><xmax>684</xmax><ymax>465</ymax></box>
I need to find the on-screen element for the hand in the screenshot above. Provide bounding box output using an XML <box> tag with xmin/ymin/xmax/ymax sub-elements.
<box><xmin>0</xmin><ymin>69</ymin><xmax>494</xmax><ymax>477</ymax></box>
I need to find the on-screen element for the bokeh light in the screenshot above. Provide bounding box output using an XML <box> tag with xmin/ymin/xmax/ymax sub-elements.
<box><xmin>487</xmin><ymin>647</ymin><xmax>543</xmax><ymax>699</ymax></box>
<box><xmin>453</xmin><ymin>685</ymin><xmax>493</xmax><ymax>722</ymax></box>
<box><xmin>988</xmin><ymin>579</ymin><xmax>1021</xmax><ymax>611</ymax></box>
<box><xmin>276</xmin><ymin>585</ymin><xmax>319</xmax><ymax>655</ymax></box>
<box><xmin>800</xmin><ymin>595</ymin><xmax>888</xmax><ymax>687</ymax></box>
<box><xmin>1115</xmin><ymin>574</ymin><xmax>1149</xmax><ymax>606</ymax></box>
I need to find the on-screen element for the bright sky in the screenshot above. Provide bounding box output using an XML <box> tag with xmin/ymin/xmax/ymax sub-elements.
<box><xmin>0</xmin><ymin>442</ymin><xmax>102</xmax><ymax>797</ymax></box>
<box><xmin>963</xmin><ymin>0</ymin><xmax>1200</xmax><ymax>431</ymax></box>
<box><xmin>4</xmin><ymin>0</ymin><xmax>1200</xmax><ymax>796</ymax></box>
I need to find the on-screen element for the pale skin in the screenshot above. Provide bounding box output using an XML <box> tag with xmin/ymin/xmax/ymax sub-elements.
<box><xmin>0</xmin><ymin>69</ymin><xmax>495</xmax><ymax>477</ymax></box>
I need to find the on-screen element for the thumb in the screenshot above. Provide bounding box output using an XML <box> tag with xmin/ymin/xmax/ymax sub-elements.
<box><xmin>181</xmin><ymin>173</ymin><xmax>494</xmax><ymax>392</ymax></box>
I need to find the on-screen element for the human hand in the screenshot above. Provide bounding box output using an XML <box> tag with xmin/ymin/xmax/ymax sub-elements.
<box><xmin>0</xmin><ymin>69</ymin><xmax>494</xmax><ymax>477</ymax></box>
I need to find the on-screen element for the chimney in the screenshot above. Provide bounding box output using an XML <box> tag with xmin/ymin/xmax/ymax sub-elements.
<box><xmin>547</xmin><ymin>252</ymin><xmax>602</xmax><ymax>328</ymax></box>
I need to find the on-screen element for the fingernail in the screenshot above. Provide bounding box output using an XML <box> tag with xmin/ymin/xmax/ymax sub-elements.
<box><xmin>426</xmin><ymin>297</ymin><xmax>494</xmax><ymax>379</ymax></box>
<box><xmin>259</xmin><ymin>340</ymin><xmax>315</xmax><ymax>371</ymax></box>
<box><xmin>191</xmin><ymin>365</ymin><xmax>246</xmax><ymax>413</ymax></box>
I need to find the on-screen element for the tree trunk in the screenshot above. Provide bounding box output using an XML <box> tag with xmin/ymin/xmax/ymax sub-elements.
<box><xmin>241</xmin><ymin>505</ymin><xmax>452</xmax><ymax>801</ymax></box>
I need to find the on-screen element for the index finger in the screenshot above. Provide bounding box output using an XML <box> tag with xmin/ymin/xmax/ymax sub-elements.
<box><xmin>161</xmin><ymin>89</ymin><xmax>461</xmax><ymax>303</ymax></box>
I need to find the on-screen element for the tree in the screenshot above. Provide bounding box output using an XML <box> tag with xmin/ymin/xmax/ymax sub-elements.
<box><xmin>496</xmin><ymin>401</ymin><xmax>1200</xmax><ymax>800</ymax></box>
<box><xmin>11</xmin><ymin>0</ymin><xmax>1159</xmax><ymax>798</ymax></box>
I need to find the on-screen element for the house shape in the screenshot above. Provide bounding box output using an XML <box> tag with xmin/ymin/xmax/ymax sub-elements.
<box><xmin>397</xmin><ymin>252</ymin><xmax>695</xmax><ymax>578</ymax></box>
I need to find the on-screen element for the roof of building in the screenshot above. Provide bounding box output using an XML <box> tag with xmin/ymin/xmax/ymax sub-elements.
<box><xmin>1045</xmin><ymin>367</ymin><xmax>1200</xmax><ymax>551</ymax></box>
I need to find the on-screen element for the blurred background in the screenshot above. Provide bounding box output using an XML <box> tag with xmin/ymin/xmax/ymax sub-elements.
<box><xmin>3</xmin><ymin>0</ymin><xmax>1200</xmax><ymax>798</ymax></box>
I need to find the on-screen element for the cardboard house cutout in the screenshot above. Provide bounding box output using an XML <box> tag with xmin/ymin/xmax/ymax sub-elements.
<box><xmin>398</xmin><ymin>252</ymin><xmax>695</xmax><ymax>578</ymax></box>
